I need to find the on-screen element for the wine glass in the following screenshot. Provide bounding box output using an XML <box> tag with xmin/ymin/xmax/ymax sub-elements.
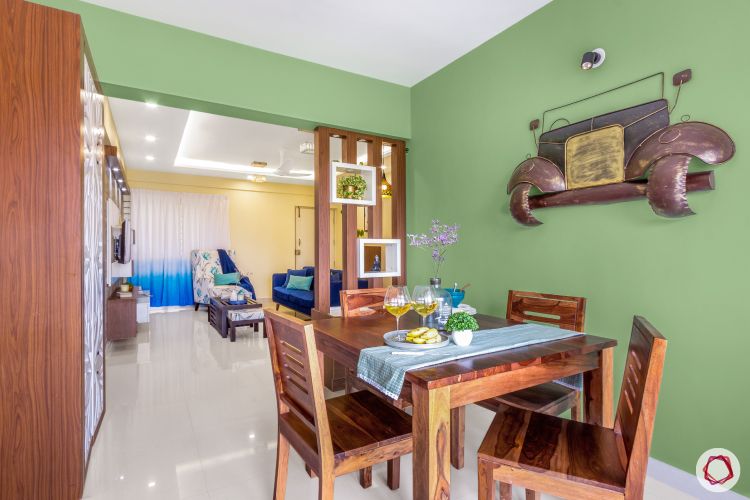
<box><xmin>412</xmin><ymin>285</ymin><xmax>439</xmax><ymax>327</ymax></box>
<box><xmin>384</xmin><ymin>286</ymin><xmax>412</xmax><ymax>333</ymax></box>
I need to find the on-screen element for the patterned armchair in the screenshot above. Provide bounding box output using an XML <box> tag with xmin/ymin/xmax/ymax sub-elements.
<box><xmin>191</xmin><ymin>249</ymin><xmax>249</xmax><ymax>309</ymax></box>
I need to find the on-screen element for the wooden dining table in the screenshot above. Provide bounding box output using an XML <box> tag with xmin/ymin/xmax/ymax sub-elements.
<box><xmin>311</xmin><ymin>310</ymin><xmax>617</xmax><ymax>500</ymax></box>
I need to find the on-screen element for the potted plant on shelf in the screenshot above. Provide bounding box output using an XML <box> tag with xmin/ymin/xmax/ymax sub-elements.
<box><xmin>407</xmin><ymin>219</ymin><xmax>459</xmax><ymax>287</ymax></box>
<box><xmin>445</xmin><ymin>311</ymin><xmax>478</xmax><ymax>347</ymax></box>
<box><xmin>337</xmin><ymin>174</ymin><xmax>367</xmax><ymax>200</ymax></box>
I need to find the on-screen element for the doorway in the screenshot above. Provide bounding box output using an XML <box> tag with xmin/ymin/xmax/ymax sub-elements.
<box><xmin>295</xmin><ymin>206</ymin><xmax>337</xmax><ymax>269</ymax></box>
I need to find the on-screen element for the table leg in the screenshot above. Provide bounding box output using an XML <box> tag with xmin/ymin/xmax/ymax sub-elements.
<box><xmin>316</xmin><ymin>349</ymin><xmax>327</xmax><ymax>386</ymax></box>
<box><xmin>450</xmin><ymin>406</ymin><xmax>465</xmax><ymax>469</ymax></box>
<box><xmin>583</xmin><ymin>347</ymin><xmax>614</xmax><ymax>427</ymax></box>
<box><xmin>412</xmin><ymin>383</ymin><xmax>451</xmax><ymax>500</ymax></box>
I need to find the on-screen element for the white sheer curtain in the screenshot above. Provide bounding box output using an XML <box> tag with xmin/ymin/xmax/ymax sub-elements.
<box><xmin>131</xmin><ymin>189</ymin><xmax>230</xmax><ymax>306</ymax></box>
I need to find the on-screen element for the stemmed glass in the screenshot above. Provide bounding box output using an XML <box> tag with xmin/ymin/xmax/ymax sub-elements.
<box><xmin>412</xmin><ymin>285</ymin><xmax>439</xmax><ymax>327</ymax></box>
<box><xmin>384</xmin><ymin>286</ymin><xmax>412</xmax><ymax>333</ymax></box>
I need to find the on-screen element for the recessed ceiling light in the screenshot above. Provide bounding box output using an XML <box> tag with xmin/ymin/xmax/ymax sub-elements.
<box><xmin>112</xmin><ymin>167</ymin><xmax>120</xmax><ymax>172</ymax></box>
<box><xmin>145</xmin><ymin>135</ymin><xmax>156</xmax><ymax>142</ymax></box>
<box><xmin>147</xmin><ymin>481</ymin><xmax>156</xmax><ymax>488</ymax></box>
<box><xmin>117</xmin><ymin>179</ymin><xmax>124</xmax><ymax>183</ymax></box>
<box><xmin>145</xmin><ymin>102</ymin><xmax>158</xmax><ymax>109</ymax></box>
<box><xmin>146</xmin><ymin>155</ymin><xmax>155</xmax><ymax>161</ymax></box>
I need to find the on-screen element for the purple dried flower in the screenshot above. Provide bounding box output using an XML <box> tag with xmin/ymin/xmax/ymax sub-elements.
<box><xmin>407</xmin><ymin>219</ymin><xmax>459</xmax><ymax>278</ymax></box>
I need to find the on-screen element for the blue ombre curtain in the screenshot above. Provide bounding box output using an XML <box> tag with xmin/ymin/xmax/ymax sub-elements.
<box><xmin>130</xmin><ymin>189</ymin><xmax>230</xmax><ymax>307</ymax></box>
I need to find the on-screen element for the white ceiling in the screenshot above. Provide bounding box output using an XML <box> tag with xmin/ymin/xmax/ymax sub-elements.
<box><xmin>82</xmin><ymin>0</ymin><xmax>550</xmax><ymax>86</ymax></box>
<box><xmin>108</xmin><ymin>97</ymin><xmax>380</xmax><ymax>185</ymax></box>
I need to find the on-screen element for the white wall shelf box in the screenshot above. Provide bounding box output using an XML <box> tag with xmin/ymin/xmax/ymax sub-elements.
<box><xmin>330</xmin><ymin>161</ymin><xmax>376</xmax><ymax>206</ymax></box>
<box><xmin>357</xmin><ymin>238</ymin><xmax>401</xmax><ymax>278</ymax></box>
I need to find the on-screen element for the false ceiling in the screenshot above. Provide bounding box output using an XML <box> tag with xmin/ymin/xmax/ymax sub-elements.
<box><xmin>108</xmin><ymin>97</ymin><xmax>380</xmax><ymax>184</ymax></box>
<box><xmin>82</xmin><ymin>0</ymin><xmax>550</xmax><ymax>86</ymax></box>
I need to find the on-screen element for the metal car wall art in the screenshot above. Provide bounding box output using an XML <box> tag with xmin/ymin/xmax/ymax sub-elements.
<box><xmin>507</xmin><ymin>70</ymin><xmax>736</xmax><ymax>226</ymax></box>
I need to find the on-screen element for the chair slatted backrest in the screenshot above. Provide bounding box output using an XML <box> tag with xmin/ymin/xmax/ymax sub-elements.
<box><xmin>615</xmin><ymin>316</ymin><xmax>667</xmax><ymax>497</ymax></box>
<box><xmin>506</xmin><ymin>290</ymin><xmax>587</xmax><ymax>332</ymax></box>
<box><xmin>340</xmin><ymin>288</ymin><xmax>387</xmax><ymax>318</ymax></box>
<box><xmin>265</xmin><ymin>311</ymin><xmax>331</xmax><ymax>458</ymax></box>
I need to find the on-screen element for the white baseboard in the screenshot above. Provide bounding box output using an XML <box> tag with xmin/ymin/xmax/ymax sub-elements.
<box><xmin>648</xmin><ymin>458</ymin><xmax>747</xmax><ymax>499</ymax></box>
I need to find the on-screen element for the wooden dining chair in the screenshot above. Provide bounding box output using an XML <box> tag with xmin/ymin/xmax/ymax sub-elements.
<box><xmin>476</xmin><ymin>290</ymin><xmax>587</xmax><ymax>419</ymax></box>
<box><xmin>340</xmin><ymin>288</ymin><xmax>388</xmax><ymax>396</ymax></box>
<box><xmin>477</xmin><ymin>316</ymin><xmax>667</xmax><ymax>500</ymax></box>
<box><xmin>338</xmin><ymin>287</ymin><xmax>394</xmax><ymax>488</ymax></box>
<box><xmin>265</xmin><ymin>310</ymin><xmax>412</xmax><ymax>499</ymax></box>
<box><xmin>340</xmin><ymin>288</ymin><xmax>387</xmax><ymax>317</ymax></box>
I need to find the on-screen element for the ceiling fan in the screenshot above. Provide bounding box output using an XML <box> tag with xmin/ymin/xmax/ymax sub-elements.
<box><xmin>274</xmin><ymin>149</ymin><xmax>314</xmax><ymax>179</ymax></box>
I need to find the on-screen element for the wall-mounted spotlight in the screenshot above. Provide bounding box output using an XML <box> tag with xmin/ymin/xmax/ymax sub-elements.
<box><xmin>580</xmin><ymin>48</ymin><xmax>606</xmax><ymax>70</ymax></box>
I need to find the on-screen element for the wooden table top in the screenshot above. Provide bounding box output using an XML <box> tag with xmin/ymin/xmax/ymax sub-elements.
<box><xmin>312</xmin><ymin>311</ymin><xmax>617</xmax><ymax>390</ymax></box>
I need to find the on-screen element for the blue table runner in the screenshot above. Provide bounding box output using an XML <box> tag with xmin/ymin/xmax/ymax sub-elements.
<box><xmin>356</xmin><ymin>324</ymin><xmax>583</xmax><ymax>400</ymax></box>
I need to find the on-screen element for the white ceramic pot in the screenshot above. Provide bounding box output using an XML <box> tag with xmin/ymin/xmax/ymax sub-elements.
<box><xmin>451</xmin><ymin>330</ymin><xmax>473</xmax><ymax>347</ymax></box>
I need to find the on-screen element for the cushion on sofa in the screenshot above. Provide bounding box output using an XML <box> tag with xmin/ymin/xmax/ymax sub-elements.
<box><xmin>287</xmin><ymin>275</ymin><xmax>313</xmax><ymax>291</ymax></box>
<box><xmin>283</xmin><ymin>268</ymin><xmax>308</xmax><ymax>287</ymax></box>
<box><xmin>214</xmin><ymin>272</ymin><xmax>240</xmax><ymax>285</ymax></box>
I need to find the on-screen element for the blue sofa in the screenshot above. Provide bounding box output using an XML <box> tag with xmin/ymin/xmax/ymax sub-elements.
<box><xmin>272</xmin><ymin>267</ymin><xmax>368</xmax><ymax>316</ymax></box>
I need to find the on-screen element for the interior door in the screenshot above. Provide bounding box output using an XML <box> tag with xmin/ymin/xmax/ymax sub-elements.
<box><xmin>296</xmin><ymin>207</ymin><xmax>337</xmax><ymax>268</ymax></box>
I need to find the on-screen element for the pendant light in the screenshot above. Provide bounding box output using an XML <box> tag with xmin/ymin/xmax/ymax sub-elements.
<box><xmin>380</xmin><ymin>169</ymin><xmax>392</xmax><ymax>198</ymax></box>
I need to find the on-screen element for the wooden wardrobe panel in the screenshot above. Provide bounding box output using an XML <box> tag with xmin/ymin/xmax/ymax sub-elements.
<box><xmin>0</xmin><ymin>1</ymin><xmax>86</xmax><ymax>498</ymax></box>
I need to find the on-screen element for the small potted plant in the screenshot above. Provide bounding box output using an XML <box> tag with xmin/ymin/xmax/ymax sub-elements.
<box><xmin>337</xmin><ymin>174</ymin><xmax>367</xmax><ymax>200</ymax></box>
<box><xmin>445</xmin><ymin>311</ymin><xmax>479</xmax><ymax>347</ymax></box>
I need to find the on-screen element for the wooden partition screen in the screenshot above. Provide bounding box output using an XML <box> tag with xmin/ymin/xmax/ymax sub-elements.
<box><xmin>313</xmin><ymin>127</ymin><xmax>406</xmax><ymax>315</ymax></box>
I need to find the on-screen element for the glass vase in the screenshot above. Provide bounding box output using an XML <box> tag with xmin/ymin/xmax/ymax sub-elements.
<box><xmin>426</xmin><ymin>278</ymin><xmax>452</xmax><ymax>330</ymax></box>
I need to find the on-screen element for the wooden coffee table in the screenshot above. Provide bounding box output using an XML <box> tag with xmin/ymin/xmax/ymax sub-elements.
<box><xmin>208</xmin><ymin>297</ymin><xmax>264</xmax><ymax>342</ymax></box>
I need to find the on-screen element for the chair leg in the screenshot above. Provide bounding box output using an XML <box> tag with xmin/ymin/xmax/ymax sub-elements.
<box><xmin>276</xmin><ymin>303</ymin><xmax>280</xmax><ymax>311</ymax></box>
<box><xmin>499</xmin><ymin>482</ymin><xmax>512</xmax><ymax>500</ymax></box>
<box><xmin>387</xmin><ymin>457</ymin><xmax>400</xmax><ymax>490</ymax></box>
<box><xmin>194</xmin><ymin>302</ymin><xmax>199</xmax><ymax>311</ymax></box>
<box><xmin>273</xmin><ymin>434</ymin><xmax>289</xmax><ymax>500</ymax></box>
<box><xmin>570</xmin><ymin>391</ymin><xmax>581</xmax><ymax>421</ymax></box>
<box><xmin>526</xmin><ymin>490</ymin><xmax>541</xmax><ymax>500</ymax></box>
<box><xmin>478</xmin><ymin>459</ymin><xmax>496</xmax><ymax>500</ymax></box>
<box><xmin>358</xmin><ymin>467</ymin><xmax>372</xmax><ymax>488</ymax></box>
<box><xmin>451</xmin><ymin>406</ymin><xmax>465</xmax><ymax>469</ymax></box>
<box><xmin>318</xmin><ymin>473</ymin><xmax>334</xmax><ymax>500</ymax></box>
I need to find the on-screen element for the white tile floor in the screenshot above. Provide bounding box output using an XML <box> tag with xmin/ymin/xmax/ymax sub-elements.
<box><xmin>83</xmin><ymin>309</ymin><xmax>698</xmax><ymax>500</ymax></box>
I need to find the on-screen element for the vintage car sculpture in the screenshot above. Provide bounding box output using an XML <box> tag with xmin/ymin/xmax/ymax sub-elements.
<box><xmin>507</xmin><ymin>79</ymin><xmax>736</xmax><ymax>226</ymax></box>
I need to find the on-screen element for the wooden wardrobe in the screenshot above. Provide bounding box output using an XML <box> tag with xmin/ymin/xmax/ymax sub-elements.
<box><xmin>0</xmin><ymin>0</ymin><xmax>106</xmax><ymax>498</ymax></box>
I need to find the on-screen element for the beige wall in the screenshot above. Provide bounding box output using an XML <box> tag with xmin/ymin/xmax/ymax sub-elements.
<box><xmin>128</xmin><ymin>169</ymin><xmax>343</xmax><ymax>298</ymax></box>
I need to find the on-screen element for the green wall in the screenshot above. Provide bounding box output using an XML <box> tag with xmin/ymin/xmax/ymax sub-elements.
<box><xmin>33</xmin><ymin>0</ymin><xmax>411</xmax><ymax>138</ymax></box>
<box><xmin>409</xmin><ymin>0</ymin><xmax>749</xmax><ymax>494</ymax></box>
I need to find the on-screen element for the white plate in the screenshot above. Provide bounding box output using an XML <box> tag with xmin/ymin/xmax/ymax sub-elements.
<box><xmin>383</xmin><ymin>330</ymin><xmax>450</xmax><ymax>350</ymax></box>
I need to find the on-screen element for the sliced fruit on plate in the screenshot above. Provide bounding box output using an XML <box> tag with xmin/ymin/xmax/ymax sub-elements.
<box><xmin>422</xmin><ymin>329</ymin><xmax>439</xmax><ymax>339</ymax></box>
